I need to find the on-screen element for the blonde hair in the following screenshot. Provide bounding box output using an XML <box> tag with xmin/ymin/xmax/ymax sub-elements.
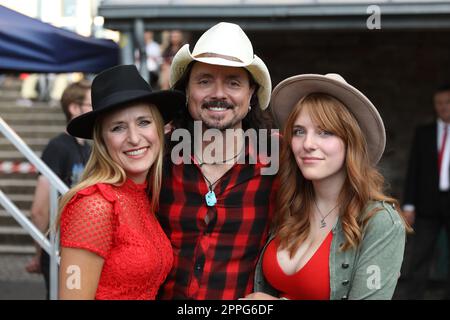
<box><xmin>54</xmin><ymin>103</ymin><xmax>165</xmax><ymax>231</ymax></box>
<box><xmin>275</xmin><ymin>93</ymin><xmax>411</xmax><ymax>257</ymax></box>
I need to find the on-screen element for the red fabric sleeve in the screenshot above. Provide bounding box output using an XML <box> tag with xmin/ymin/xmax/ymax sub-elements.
<box><xmin>60</xmin><ymin>186</ymin><xmax>116</xmax><ymax>259</ymax></box>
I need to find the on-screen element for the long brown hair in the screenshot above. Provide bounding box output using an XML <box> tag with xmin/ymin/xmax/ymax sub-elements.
<box><xmin>274</xmin><ymin>93</ymin><xmax>410</xmax><ymax>257</ymax></box>
<box><xmin>54</xmin><ymin>103</ymin><xmax>165</xmax><ymax>231</ymax></box>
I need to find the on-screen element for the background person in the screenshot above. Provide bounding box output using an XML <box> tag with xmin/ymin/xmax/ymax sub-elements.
<box><xmin>159</xmin><ymin>30</ymin><xmax>186</xmax><ymax>90</ymax></box>
<box><xmin>403</xmin><ymin>84</ymin><xmax>450</xmax><ymax>299</ymax></box>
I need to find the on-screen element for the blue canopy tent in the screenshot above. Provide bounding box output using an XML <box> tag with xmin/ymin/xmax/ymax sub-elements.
<box><xmin>0</xmin><ymin>5</ymin><xmax>119</xmax><ymax>73</ymax></box>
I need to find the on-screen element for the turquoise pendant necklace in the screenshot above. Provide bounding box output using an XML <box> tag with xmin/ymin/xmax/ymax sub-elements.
<box><xmin>201</xmin><ymin>174</ymin><xmax>219</xmax><ymax>207</ymax></box>
<box><xmin>195</xmin><ymin>148</ymin><xmax>243</xmax><ymax>207</ymax></box>
<box><xmin>205</xmin><ymin>190</ymin><xmax>217</xmax><ymax>207</ymax></box>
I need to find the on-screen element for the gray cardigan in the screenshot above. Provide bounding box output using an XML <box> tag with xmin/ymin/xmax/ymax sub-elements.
<box><xmin>254</xmin><ymin>201</ymin><xmax>406</xmax><ymax>300</ymax></box>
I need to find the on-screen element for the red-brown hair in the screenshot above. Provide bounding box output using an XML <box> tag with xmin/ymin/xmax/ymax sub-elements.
<box><xmin>274</xmin><ymin>93</ymin><xmax>410</xmax><ymax>257</ymax></box>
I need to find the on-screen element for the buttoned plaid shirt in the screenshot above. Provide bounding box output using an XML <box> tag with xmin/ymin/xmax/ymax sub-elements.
<box><xmin>157</xmin><ymin>141</ymin><xmax>278</xmax><ymax>300</ymax></box>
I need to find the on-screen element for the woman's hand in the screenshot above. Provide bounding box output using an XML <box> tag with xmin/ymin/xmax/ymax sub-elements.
<box><xmin>241</xmin><ymin>292</ymin><xmax>279</xmax><ymax>300</ymax></box>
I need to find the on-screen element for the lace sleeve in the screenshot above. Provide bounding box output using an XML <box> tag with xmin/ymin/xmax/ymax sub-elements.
<box><xmin>60</xmin><ymin>190</ymin><xmax>115</xmax><ymax>259</ymax></box>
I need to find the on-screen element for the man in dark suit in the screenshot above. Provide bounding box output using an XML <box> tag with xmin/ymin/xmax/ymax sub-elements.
<box><xmin>403</xmin><ymin>84</ymin><xmax>450</xmax><ymax>299</ymax></box>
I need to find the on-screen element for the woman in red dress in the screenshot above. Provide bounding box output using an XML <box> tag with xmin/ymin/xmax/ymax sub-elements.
<box><xmin>57</xmin><ymin>65</ymin><xmax>185</xmax><ymax>299</ymax></box>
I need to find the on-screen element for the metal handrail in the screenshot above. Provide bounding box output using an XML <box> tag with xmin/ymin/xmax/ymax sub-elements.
<box><xmin>0</xmin><ymin>191</ymin><xmax>51</xmax><ymax>252</ymax></box>
<box><xmin>0</xmin><ymin>118</ymin><xmax>68</xmax><ymax>194</ymax></box>
<box><xmin>0</xmin><ymin>116</ymin><xmax>69</xmax><ymax>300</ymax></box>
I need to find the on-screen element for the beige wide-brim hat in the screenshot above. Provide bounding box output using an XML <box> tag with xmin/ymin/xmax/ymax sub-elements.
<box><xmin>271</xmin><ymin>73</ymin><xmax>386</xmax><ymax>164</ymax></box>
<box><xmin>169</xmin><ymin>22</ymin><xmax>272</xmax><ymax>110</ymax></box>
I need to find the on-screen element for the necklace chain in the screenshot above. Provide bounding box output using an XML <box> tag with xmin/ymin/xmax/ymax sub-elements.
<box><xmin>313</xmin><ymin>199</ymin><xmax>339</xmax><ymax>228</ymax></box>
<box><xmin>200</xmin><ymin>172</ymin><xmax>220</xmax><ymax>191</ymax></box>
<box><xmin>195</xmin><ymin>145</ymin><xmax>244</xmax><ymax>167</ymax></box>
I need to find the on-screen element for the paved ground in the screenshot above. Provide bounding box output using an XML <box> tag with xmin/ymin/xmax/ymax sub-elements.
<box><xmin>0</xmin><ymin>254</ymin><xmax>46</xmax><ymax>300</ymax></box>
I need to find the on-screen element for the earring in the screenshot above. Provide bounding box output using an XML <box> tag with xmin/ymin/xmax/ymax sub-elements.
<box><xmin>249</xmin><ymin>106</ymin><xmax>252</xmax><ymax>111</ymax></box>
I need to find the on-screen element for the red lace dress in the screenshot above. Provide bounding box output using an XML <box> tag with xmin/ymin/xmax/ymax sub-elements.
<box><xmin>60</xmin><ymin>178</ymin><xmax>173</xmax><ymax>300</ymax></box>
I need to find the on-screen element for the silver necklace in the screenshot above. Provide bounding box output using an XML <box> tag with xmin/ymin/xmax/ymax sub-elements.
<box><xmin>313</xmin><ymin>199</ymin><xmax>339</xmax><ymax>228</ymax></box>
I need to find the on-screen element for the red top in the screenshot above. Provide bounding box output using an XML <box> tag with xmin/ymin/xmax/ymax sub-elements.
<box><xmin>60</xmin><ymin>178</ymin><xmax>173</xmax><ymax>300</ymax></box>
<box><xmin>262</xmin><ymin>232</ymin><xmax>332</xmax><ymax>300</ymax></box>
<box><xmin>158</xmin><ymin>142</ymin><xmax>278</xmax><ymax>300</ymax></box>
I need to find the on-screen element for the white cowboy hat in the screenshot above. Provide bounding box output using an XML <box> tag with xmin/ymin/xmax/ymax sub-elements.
<box><xmin>270</xmin><ymin>73</ymin><xmax>386</xmax><ymax>164</ymax></box>
<box><xmin>169</xmin><ymin>22</ymin><xmax>272</xmax><ymax>110</ymax></box>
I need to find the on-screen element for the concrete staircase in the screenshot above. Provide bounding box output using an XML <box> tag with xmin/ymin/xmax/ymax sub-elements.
<box><xmin>0</xmin><ymin>76</ymin><xmax>65</xmax><ymax>254</ymax></box>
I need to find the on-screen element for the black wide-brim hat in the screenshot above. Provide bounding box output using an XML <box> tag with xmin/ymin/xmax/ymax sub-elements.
<box><xmin>67</xmin><ymin>64</ymin><xmax>185</xmax><ymax>139</ymax></box>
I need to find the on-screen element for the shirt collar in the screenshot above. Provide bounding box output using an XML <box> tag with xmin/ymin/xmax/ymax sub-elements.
<box><xmin>437</xmin><ymin>118</ymin><xmax>449</xmax><ymax>130</ymax></box>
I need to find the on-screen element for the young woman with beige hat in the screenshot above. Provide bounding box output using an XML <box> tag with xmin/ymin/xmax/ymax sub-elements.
<box><xmin>244</xmin><ymin>73</ymin><xmax>411</xmax><ymax>300</ymax></box>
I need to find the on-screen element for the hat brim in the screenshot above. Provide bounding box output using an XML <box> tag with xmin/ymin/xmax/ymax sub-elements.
<box><xmin>270</xmin><ymin>74</ymin><xmax>386</xmax><ymax>164</ymax></box>
<box><xmin>67</xmin><ymin>90</ymin><xmax>185</xmax><ymax>139</ymax></box>
<box><xmin>169</xmin><ymin>44</ymin><xmax>272</xmax><ymax>110</ymax></box>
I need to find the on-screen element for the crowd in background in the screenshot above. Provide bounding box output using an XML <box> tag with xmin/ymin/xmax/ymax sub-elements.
<box><xmin>13</xmin><ymin>30</ymin><xmax>188</xmax><ymax>108</ymax></box>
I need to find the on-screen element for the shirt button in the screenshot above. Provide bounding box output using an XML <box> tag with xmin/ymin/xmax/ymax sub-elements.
<box><xmin>342</xmin><ymin>280</ymin><xmax>350</xmax><ymax>286</ymax></box>
<box><xmin>342</xmin><ymin>263</ymin><xmax>349</xmax><ymax>269</ymax></box>
<box><xmin>341</xmin><ymin>295</ymin><xmax>348</xmax><ymax>300</ymax></box>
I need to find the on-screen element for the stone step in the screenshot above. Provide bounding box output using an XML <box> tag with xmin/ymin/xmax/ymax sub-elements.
<box><xmin>4</xmin><ymin>126</ymin><xmax>63</xmax><ymax>133</ymax></box>
<box><xmin>0</xmin><ymin>179</ymin><xmax>36</xmax><ymax>194</ymax></box>
<box><xmin>0</xmin><ymin>213</ymin><xmax>46</xmax><ymax>247</ymax></box>
<box><xmin>0</xmin><ymin>179</ymin><xmax>37</xmax><ymax>186</ymax></box>
<box><xmin>0</xmin><ymin>226</ymin><xmax>34</xmax><ymax>246</ymax></box>
<box><xmin>1</xmin><ymin>77</ymin><xmax>63</xmax><ymax>250</ymax></box>
<box><xmin>0</xmin><ymin>90</ymin><xmax>21</xmax><ymax>100</ymax></box>
<box><xmin>0</xmin><ymin>104</ymin><xmax>61</xmax><ymax>112</ymax></box>
<box><xmin>0</xmin><ymin>77</ymin><xmax>22</xmax><ymax>90</ymax></box>
<box><xmin>0</xmin><ymin>150</ymin><xmax>42</xmax><ymax>162</ymax></box>
<box><xmin>0</xmin><ymin>195</ymin><xmax>34</xmax><ymax>210</ymax></box>
<box><xmin>0</xmin><ymin>210</ymin><xmax>31</xmax><ymax>227</ymax></box>
<box><xmin>1</xmin><ymin>112</ymin><xmax>65</xmax><ymax>127</ymax></box>
<box><xmin>0</xmin><ymin>137</ymin><xmax>51</xmax><ymax>146</ymax></box>
<box><xmin>1</xmin><ymin>119</ymin><xmax>66</xmax><ymax>126</ymax></box>
<box><xmin>0</xmin><ymin>142</ymin><xmax>48</xmax><ymax>152</ymax></box>
<box><xmin>0</xmin><ymin>132</ymin><xmax>65</xmax><ymax>141</ymax></box>
<box><xmin>0</xmin><ymin>138</ymin><xmax>49</xmax><ymax>151</ymax></box>
<box><xmin>0</xmin><ymin>244</ymin><xmax>35</xmax><ymax>254</ymax></box>
<box><xmin>0</xmin><ymin>172</ymin><xmax>39</xmax><ymax>180</ymax></box>
<box><xmin>1</xmin><ymin>130</ymin><xmax>63</xmax><ymax>139</ymax></box>
<box><xmin>0</xmin><ymin>78</ymin><xmax>21</xmax><ymax>87</ymax></box>
<box><xmin>1</xmin><ymin>113</ymin><xmax>64</xmax><ymax>121</ymax></box>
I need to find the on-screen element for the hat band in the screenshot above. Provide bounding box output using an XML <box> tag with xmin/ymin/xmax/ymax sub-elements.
<box><xmin>193</xmin><ymin>52</ymin><xmax>244</xmax><ymax>63</ymax></box>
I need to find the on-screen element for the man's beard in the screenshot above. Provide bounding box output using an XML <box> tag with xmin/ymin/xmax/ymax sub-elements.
<box><xmin>201</xmin><ymin>100</ymin><xmax>243</xmax><ymax>131</ymax></box>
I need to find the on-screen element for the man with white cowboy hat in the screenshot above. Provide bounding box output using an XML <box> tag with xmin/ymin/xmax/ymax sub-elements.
<box><xmin>157</xmin><ymin>22</ymin><xmax>278</xmax><ymax>300</ymax></box>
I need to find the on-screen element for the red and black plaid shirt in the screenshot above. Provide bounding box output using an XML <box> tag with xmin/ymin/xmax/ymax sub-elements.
<box><xmin>157</xmin><ymin>141</ymin><xmax>278</xmax><ymax>300</ymax></box>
